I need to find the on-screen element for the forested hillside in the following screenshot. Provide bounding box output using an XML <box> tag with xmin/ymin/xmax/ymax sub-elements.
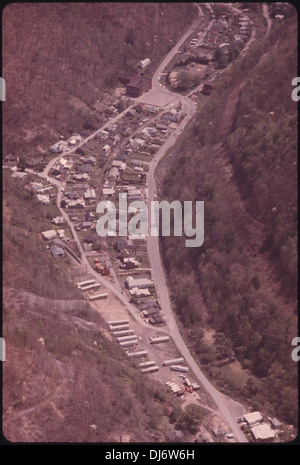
<box><xmin>2</xmin><ymin>2</ymin><xmax>195</xmax><ymax>155</ymax></box>
<box><xmin>3</xmin><ymin>287</ymin><xmax>190</xmax><ymax>442</ymax></box>
<box><xmin>3</xmin><ymin>167</ymin><xmax>207</xmax><ymax>442</ymax></box>
<box><xmin>2</xmin><ymin>3</ymin><xmax>201</xmax><ymax>442</ymax></box>
<box><xmin>160</xmin><ymin>14</ymin><xmax>298</xmax><ymax>425</ymax></box>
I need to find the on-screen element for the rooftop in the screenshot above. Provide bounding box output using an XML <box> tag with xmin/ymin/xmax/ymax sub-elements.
<box><xmin>127</xmin><ymin>76</ymin><xmax>151</xmax><ymax>89</ymax></box>
<box><xmin>50</xmin><ymin>245</ymin><xmax>65</xmax><ymax>258</ymax></box>
<box><xmin>244</xmin><ymin>411</ymin><xmax>263</xmax><ymax>425</ymax></box>
<box><xmin>251</xmin><ymin>424</ymin><xmax>276</xmax><ymax>441</ymax></box>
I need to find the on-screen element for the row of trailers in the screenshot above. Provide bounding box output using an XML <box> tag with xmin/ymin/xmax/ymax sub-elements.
<box><xmin>107</xmin><ymin>321</ymin><xmax>202</xmax><ymax>395</ymax></box>
<box><xmin>107</xmin><ymin>321</ymin><xmax>193</xmax><ymax>377</ymax></box>
<box><xmin>107</xmin><ymin>320</ymin><xmax>160</xmax><ymax>373</ymax></box>
<box><xmin>107</xmin><ymin>319</ymin><xmax>142</xmax><ymax>350</ymax></box>
<box><xmin>76</xmin><ymin>279</ymin><xmax>108</xmax><ymax>301</ymax></box>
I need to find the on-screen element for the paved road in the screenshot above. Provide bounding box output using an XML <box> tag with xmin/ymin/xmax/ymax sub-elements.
<box><xmin>262</xmin><ymin>3</ymin><xmax>272</xmax><ymax>38</ymax></box>
<box><xmin>145</xmin><ymin>5</ymin><xmax>248</xmax><ymax>442</ymax></box>
<box><xmin>32</xmin><ymin>3</ymin><xmax>249</xmax><ymax>441</ymax></box>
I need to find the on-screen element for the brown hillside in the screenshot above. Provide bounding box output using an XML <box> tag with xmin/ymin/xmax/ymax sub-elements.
<box><xmin>2</xmin><ymin>2</ymin><xmax>196</xmax><ymax>155</ymax></box>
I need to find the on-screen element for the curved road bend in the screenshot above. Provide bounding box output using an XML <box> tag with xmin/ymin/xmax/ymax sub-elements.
<box><xmin>146</xmin><ymin>7</ymin><xmax>248</xmax><ymax>442</ymax></box>
<box><xmin>33</xmin><ymin>4</ymin><xmax>247</xmax><ymax>441</ymax></box>
<box><xmin>30</xmin><ymin>4</ymin><xmax>205</xmax><ymax>332</ymax></box>
<box><xmin>29</xmin><ymin>169</ymin><xmax>167</xmax><ymax>334</ymax></box>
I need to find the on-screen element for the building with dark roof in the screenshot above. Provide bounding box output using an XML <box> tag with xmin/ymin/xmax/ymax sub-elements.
<box><xmin>149</xmin><ymin>314</ymin><xmax>163</xmax><ymax>325</ymax></box>
<box><xmin>83</xmin><ymin>233</ymin><xmax>99</xmax><ymax>244</ymax></box>
<box><xmin>50</xmin><ymin>245</ymin><xmax>65</xmax><ymax>258</ymax></box>
<box><xmin>126</xmin><ymin>76</ymin><xmax>151</xmax><ymax>97</ymax></box>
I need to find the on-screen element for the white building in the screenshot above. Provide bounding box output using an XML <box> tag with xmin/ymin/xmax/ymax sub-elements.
<box><xmin>128</xmin><ymin>189</ymin><xmax>142</xmax><ymax>202</ymax></box>
<box><xmin>75</xmin><ymin>173</ymin><xmax>89</xmax><ymax>181</ymax></box>
<box><xmin>244</xmin><ymin>411</ymin><xmax>263</xmax><ymax>426</ymax></box>
<box><xmin>67</xmin><ymin>199</ymin><xmax>85</xmax><ymax>209</ymax></box>
<box><xmin>42</xmin><ymin>229</ymin><xmax>57</xmax><ymax>241</ymax></box>
<box><xmin>52</xmin><ymin>216</ymin><xmax>64</xmax><ymax>226</ymax></box>
<box><xmin>57</xmin><ymin>229</ymin><xmax>66</xmax><ymax>239</ymax></box>
<box><xmin>129</xmin><ymin>287</ymin><xmax>151</xmax><ymax>297</ymax></box>
<box><xmin>251</xmin><ymin>424</ymin><xmax>275</xmax><ymax>441</ymax></box>
<box><xmin>84</xmin><ymin>188</ymin><xmax>96</xmax><ymax>200</ymax></box>
<box><xmin>108</xmin><ymin>167</ymin><xmax>119</xmax><ymax>180</ymax></box>
<box><xmin>128</xmin><ymin>235</ymin><xmax>146</xmax><ymax>242</ymax></box>
<box><xmin>36</xmin><ymin>185</ymin><xmax>52</xmax><ymax>194</ymax></box>
<box><xmin>68</xmin><ymin>134</ymin><xmax>82</xmax><ymax>146</ymax></box>
<box><xmin>49</xmin><ymin>141</ymin><xmax>69</xmax><ymax>154</ymax></box>
<box><xmin>11</xmin><ymin>171</ymin><xmax>27</xmax><ymax>179</ymax></box>
<box><xmin>36</xmin><ymin>194</ymin><xmax>50</xmax><ymax>205</ymax></box>
<box><xmin>112</xmin><ymin>160</ymin><xmax>126</xmax><ymax>171</ymax></box>
<box><xmin>58</xmin><ymin>157</ymin><xmax>73</xmax><ymax>170</ymax></box>
<box><xmin>102</xmin><ymin>144</ymin><xmax>111</xmax><ymax>156</ymax></box>
<box><xmin>126</xmin><ymin>276</ymin><xmax>154</xmax><ymax>290</ymax></box>
<box><xmin>139</xmin><ymin>58</ymin><xmax>150</xmax><ymax>69</ymax></box>
<box><xmin>103</xmin><ymin>187</ymin><xmax>115</xmax><ymax>197</ymax></box>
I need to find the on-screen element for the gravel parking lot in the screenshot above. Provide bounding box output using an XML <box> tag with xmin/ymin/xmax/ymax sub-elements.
<box><xmin>140</xmin><ymin>88</ymin><xmax>177</xmax><ymax>107</ymax></box>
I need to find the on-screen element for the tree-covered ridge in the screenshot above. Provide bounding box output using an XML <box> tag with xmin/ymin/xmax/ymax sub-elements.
<box><xmin>226</xmin><ymin>24</ymin><xmax>297</xmax><ymax>294</ymax></box>
<box><xmin>3</xmin><ymin>2</ymin><xmax>195</xmax><ymax>155</ymax></box>
<box><xmin>160</xmin><ymin>17</ymin><xmax>297</xmax><ymax>425</ymax></box>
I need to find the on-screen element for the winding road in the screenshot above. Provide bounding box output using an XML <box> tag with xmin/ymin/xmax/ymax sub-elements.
<box><xmin>145</xmin><ymin>5</ymin><xmax>248</xmax><ymax>442</ymax></box>
<box><xmin>26</xmin><ymin>2</ymin><xmax>272</xmax><ymax>442</ymax></box>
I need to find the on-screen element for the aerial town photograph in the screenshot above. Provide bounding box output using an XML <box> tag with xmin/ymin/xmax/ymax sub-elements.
<box><xmin>2</xmin><ymin>2</ymin><xmax>298</xmax><ymax>449</ymax></box>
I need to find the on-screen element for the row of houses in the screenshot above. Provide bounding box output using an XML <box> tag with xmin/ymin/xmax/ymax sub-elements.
<box><xmin>56</xmin><ymin>152</ymin><xmax>98</xmax><ymax>213</ymax></box>
<box><xmin>238</xmin><ymin>411</ymin><xmax>282</xmax><ymax>442</ymax></box>
<box><xmin>42</xmin><ymin>229</ymin><xmax>69</xmax><ymax>258</ymax></box>
<box><xmin>49</xmin><ymin>134</ymin><xmax>82</xmax><ymax>154</ymax></box>
<box><xmin>237</xmin><ymin>15</ymin><xmax>251</xmax><ymax>39</ymax></box>
<box><xmin>124</xmin><ymin>275</ymin><xmax>165</xmax><ymax>322</ymax></box>
<box><xmin>138</xmin><ymin>297</ymin><xmax>162</xmax><ymax>325</ymax></box>
<box><xmin>25</xmin><ymin>181</ymin><xmax>55</xmax><ymax>205</ymax></box>
<box><xmin>202</xmin><ymin>8</ymin><xmax>252</xmax><ymax>51</ymax></box>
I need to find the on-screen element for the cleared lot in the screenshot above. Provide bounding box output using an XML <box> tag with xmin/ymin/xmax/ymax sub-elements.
<box><xmin>140</xmin><ymin>88</ymin><xmax>177</xmax><ymax>107</ymax></box>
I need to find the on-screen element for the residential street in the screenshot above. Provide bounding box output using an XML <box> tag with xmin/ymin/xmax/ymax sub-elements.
<box><xmin>29</xmin><ymin>3</ymin><xmax>260</xmax><ymax>442</ymax></box>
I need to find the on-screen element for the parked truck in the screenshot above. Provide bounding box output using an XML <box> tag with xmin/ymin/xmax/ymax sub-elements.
<box><xmin>109</xmin><ymin>324</ymin><xmax>129</xmax><ymax>332</ymax></box>
<box><xmin>107</xmin><ymin>319</ymin><xmax>129</xmax><ymax>327</ymax></box>
<box><xmin>112</xmin><ymin>329</ymin><xmax>135</xmax><ymax>337</ymax></box>
<box><xmin>149</xmin><ymin>335</ymin><xmax>170</xmax><ymax>344</ymax></box>
<box><xmin>77</xmin><ymin>279</ymin><xmax>95</xmax><ymax>289</ymax></box>
<box><xmin>88</xmin><ymin>293</ymin><xmax>108</xmax><ymax>301</ymax></box>
<box><xmin>117</xmin><ymin>335</ymin><xmax>138</xmax><ymax>343</ymax></box>
<box><xmin>119</xmin><ymin>339</ymin><xmax>138</xmax><ymax>348</ymax></box>
<box><xmin>139</xmin><ymin>361</ymin><xmax>156</xmax><ymax>368</ymax></box>
<box><xmin>170</xmin><ymin>365</ymin><xmax>189</xmax><ymax>373</ymax></box>
<box><xmin>141</xmin><ymin>365</ymin><xmax>159</xmax><ymax>374</ymax></box>
<box><xmin>163</xmin><ymin>357</ymin><xmax>184</xmax><ymax>366</ymax></box>
<box><xmin>127</xmin><ymin>350</ymin><xmax>148</xmax><ymax>358</ymax></box>
<box><xmin>94</xmin><ymin>263</ymin><xmax>110</xmax><ymax>276</ymax></box>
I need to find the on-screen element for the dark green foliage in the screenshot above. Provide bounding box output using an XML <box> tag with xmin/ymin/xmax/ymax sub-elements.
<box><xmin>160</xmin><ymin>19</ymin><xmax>297</xmax><ymax>425</ymax></box>
<box><xmin>214</xmin><ymin>47</ymin><xmax>228</xmax><ymax>69</ymax></box>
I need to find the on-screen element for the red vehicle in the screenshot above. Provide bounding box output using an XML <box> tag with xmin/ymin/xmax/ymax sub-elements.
<box><xmin>94</xmin><ymin>263</ymin><xmax>110</xmax><ymax>276</ymax></box>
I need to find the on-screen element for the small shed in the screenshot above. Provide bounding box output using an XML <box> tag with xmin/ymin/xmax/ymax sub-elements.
<box><xmin>139</xmin><ymin>58</ymin><xmax>150</xmax><ymax>69</ymax></box>
<box><xmin>270</xmin><ymin>418</ymin><xmax>282</xmax><ymax>430</ymax></box>
<box><xmin>244</xmin><ymin>411</ymin><xmax>263</xmax><ymax>426</ymax></box>
<box><xmin>213</xmin><ymin>428</ymin><xmax>225</xmax><ymax>438</ymax></box>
